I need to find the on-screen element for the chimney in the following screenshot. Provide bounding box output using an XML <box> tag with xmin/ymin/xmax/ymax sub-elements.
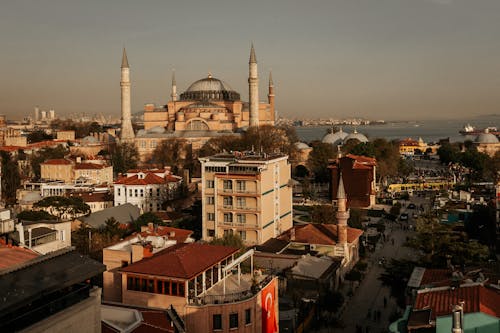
<box><xmin>451</xmin><ymin>304</ymin><xmax>464</xmax><ymax>333</ymax></box>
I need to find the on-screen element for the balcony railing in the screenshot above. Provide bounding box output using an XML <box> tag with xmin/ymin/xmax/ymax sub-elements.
<box><xmin>219</xmin><ymin>205</ymin><xmax>258</xmax><ymax>211</ymax></box>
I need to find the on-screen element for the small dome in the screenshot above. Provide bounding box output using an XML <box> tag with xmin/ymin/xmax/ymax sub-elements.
<box><xmin>147</xmin><ymin>126</ymin><xmax>166</xmax><ymax>134</ymax></box>
<box><xmin>475</xmin><ymin>132</ymin><xmax>499</xmax><ymax>144</ymax></box>
<box><xmin>322</xmin><ymin>130</ymin><xmax>347</xmax><ymax>146</ymax></box>
<box><xmin>295</xmin><ymin>142</ymin><xmax>310</xmax><ymax>150</ymax></box>
<box><xmin>81</xmin><ymin>136</ymin><xmax>99</xmax><ymax>144</ymax></box>
<box><xmin>344</xmin><ymin>129</ymin><xmax>368</xmax><ymax>143</ymax></box>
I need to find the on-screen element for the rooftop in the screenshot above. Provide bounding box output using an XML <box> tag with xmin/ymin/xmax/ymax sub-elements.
<box><xmin>279</xmin><ymin>224</ymin><xmax>363</xmax><ymax>245</ymax></box>
<box><xmin>120</xmin><ymin>243</ymin><xmax>239</xmax><ymax>279</ymax></box>
<box><xmin>0</xmin><ymin>245</ymin><xmax>39</xmax><ymax>270</ymax></box>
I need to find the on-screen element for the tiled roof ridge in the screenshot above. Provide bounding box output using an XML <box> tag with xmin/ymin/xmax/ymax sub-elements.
<box><xmin>0</xmin><ymin>246</ymin><xmax>74</xmax><ymax>276</ymax></box>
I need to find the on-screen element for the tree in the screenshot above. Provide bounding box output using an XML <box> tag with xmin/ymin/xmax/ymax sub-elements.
<box><xmin>437</xmin><ymin>143</ymin><xmax>461</xmax><ymax>164</ymax></box>
<box><xmin>349</xmin><ymin>142</ymin><xmax>376</xmax><ymax>158</ymax></box>
<box><xmin>34</xmin><ymin>196</ymin><xmax>90</xmax><ymax>219</ymax></box>
<box><xmin>210</xmin><ymin>233</ymin><xmax>245</xmax><ymax>251</ymax></box>
<box><xmin>112</xmin><ymin>142</ymin><xmax>139</xmax><ymax>175</ymax></box>
<box><xmin>148</xmin><ymin>138</ymin><xmax>193</xmax><ymax>174</ymax></box>
<box><xmin>17</xmin><ymin>210</ymin><xmax>57</xmax><ymax>221</ymax></box>
<box><xmin>132</xmin><ymin>212</ymin><xmax>164</xmax><ymax>231</ymax></box>
<box><xmin>311</xmin><ymin>205</ymin><xmax>336</xmax><ymax>224</ymax></box>
<box><xmin>1</xmin><ymin>151</ymin><xmax>20</xmax><ymax>205</ymax></box>
<box><xmin>27</xmin><ymin>130</ymin><xmax>53</xmax><ymax>143</ymax></box>
<box><xmin>307</xmin><ymin>141</ymin><xmax>336</xmax><ymax>182</ymax></box>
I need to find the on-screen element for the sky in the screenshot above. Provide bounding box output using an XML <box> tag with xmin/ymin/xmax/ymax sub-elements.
<box><xmin>1</xmin><ymin>0</ymin><xmax>500</xmax><ymax>121</ymax></box>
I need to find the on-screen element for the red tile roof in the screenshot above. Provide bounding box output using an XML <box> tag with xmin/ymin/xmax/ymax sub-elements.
<box><xmin>74</xmin><ymin>163</ymin><xmax>107</xmax><ymax>170</ymax></box>
<box><xmin>280</xmin><ymin>224</ymin><xmax>363</xmax><ymax>245</ymax></box>
<box><xmin>420</xmin><ymin>268</ymin><xmax>453</xmax><ymax>287</ymax></box>
<box><xmin>414</xmin><ymin>284</ymin><xmax>500</xmax><ymax>319</ymax></box>
<box><xmin>115</xmin><ymin>173</ymin><xmax>180</xmax><ymax>185</ymax></box>
<box><xmin>346</xmin><ymin>154</ymin><xmax>377</xmax><ymax>165</ymax></box>
<box><xmin>0</xmin><ymin>246</ymin><xmax>39</xmax><ymax>270</ymax></box>
<box><xmin>120</xmin><ymin>243</ymin><xmax>239</xmax><ymax>279</ymax></box>
<box><xmin>42</xmin><ymin>158</ymin><xmax>72</xmax><ymax>165</ymax></box>
<box><xmin>67</xmin><ymin>191</ymin><xmax>113</xmax><ymax>203</ymax></box>
<box><xmin>137</xmin><ymin>225</ymin><xmax>193</xmax><ymax>244</ymax></box>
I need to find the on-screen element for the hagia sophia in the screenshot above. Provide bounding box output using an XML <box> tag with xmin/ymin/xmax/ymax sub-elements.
<box><xmin>119</xmin><ymin>45</ymin><xmax>276</xmax><ymax>159</ymax></box>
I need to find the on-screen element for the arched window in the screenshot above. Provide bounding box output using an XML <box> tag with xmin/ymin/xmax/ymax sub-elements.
<box><xmin>186</xmin><ymin>119</ymin><xmax>209</xmax><ymax>131</ymax></box>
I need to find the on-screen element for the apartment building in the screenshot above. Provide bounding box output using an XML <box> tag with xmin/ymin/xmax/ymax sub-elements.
<box><xmin>199</xmin><ymin>152</ymin><xmax>292</xmax><ymax>246</ymax></box>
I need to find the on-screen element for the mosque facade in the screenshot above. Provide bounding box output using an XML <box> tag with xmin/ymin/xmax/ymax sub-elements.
<box><xmin>119</xmin><ymin>46</ymin><xmax>276</xmax><ymax>160</ymax></box>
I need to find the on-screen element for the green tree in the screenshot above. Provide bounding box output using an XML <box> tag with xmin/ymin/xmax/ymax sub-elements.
<box><xmin>27</xmin><ymin>130</ymin><xmax>53</xmax><ymax>143</ymax></box>
<box><xmin>17</xmin><ymin>210</ymin><xmax>57</xmax><ymax>221</ymax></box>
<box><xmin>311</xmin><ymin>204</ymin><xmax>336</xmax><ymax>224</ymax></box>
<box><xmin>210</xmin><ymin>233</ymin><xmax>245</xmax><ymax>251</ymax></box>
<box><xmin>112</xmin><ymin>142</ymin><xmax>139</xmax><ymax>175</ymax></box>
<box><xmin>349</xmin><ymin>142</ymin><xmax>376</xmax><ymax>158</ymax></box>
<box><xmin>307</xmin><ymin>141</ymin><xmax>336</xmax><ymax>182</ymax></box>
<box><xmin>437</xmin><ymin>143</ymin><xmax>461</xmax><ymax>164</ymax></box>
<box><xmin>34</xmin><ymin>196</ymin><xmax>90</xmax><ymax>219</ymax></box>
<box><xmin>148</xmin><ymin>138</ymin><xmax>193</xmax><ymax>174</ymax></box>
<box><xmin>132</xmin><ymin>212</ymin><xmax>164</xmax><ymax>231</ymax></box>
<box><xmin>1</xmin><ymin>151</ymin><xmax>20</xmax><ymax>205</ymax></box>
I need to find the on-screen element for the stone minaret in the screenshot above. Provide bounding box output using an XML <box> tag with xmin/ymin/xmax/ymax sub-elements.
<box><xmin>171</xmin><ymin>70</ymin><xmax>177</xmax><ymax>102</ymax></box>
<box><xmin>268</xmin><ymin>71</ymin><xmax>275</xmax><ymax>121</ymax></box>
<box><xmin>336</xmin><ymin>173</ymin><xmax>349</xmax><ymax>245</ymax></box>
<box><xmin>248</xmin><ymin>44</ymin><xmax>259</xmax><ymax>127</ymax></box>
<box><xmin>120</xmin><ymin>48</ymin><xmax>135</xmax><ymax>140</ymax></box>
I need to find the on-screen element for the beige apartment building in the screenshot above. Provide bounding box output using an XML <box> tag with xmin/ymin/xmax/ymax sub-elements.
<box><xmin>199</xmin><ymin>153</ymin><xmax>292</xmax><ymax>246</ymax></box>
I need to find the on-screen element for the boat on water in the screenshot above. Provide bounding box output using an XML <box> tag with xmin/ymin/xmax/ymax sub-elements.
<box><xmin>459</xmin><ymin>124</ymin><xmax>500</xmax><ymax>136</ymax></box>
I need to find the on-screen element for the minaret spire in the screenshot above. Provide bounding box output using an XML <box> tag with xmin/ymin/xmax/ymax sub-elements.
<box><xmin>120</xmin><ymin>48</ymin><xmax>135</xmax><ymax>140</ymax></box>
<box><xmin>171</xmin><ymin>69</ymin><xmax>177</xmax><ymax>102</ymax></box>
<box><xmin>336</xmin><ymin>172</ymin><xmax>349</xmax><ymax>245</ymax></box>
<box><xmin>248</xmin><ymin>43</ymin><xmax>259</xmax><ymax>127</ymax></box>
<box><xmin>268</xmin><ymin>70</ymin><xmax>275</xmax><ymax>123</ymax></box>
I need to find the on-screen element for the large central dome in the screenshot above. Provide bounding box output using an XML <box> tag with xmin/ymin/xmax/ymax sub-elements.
<box><xmin>180</xmin><ymin>74</ymin><xmax>240</xmax><ymax>102</ymax></box>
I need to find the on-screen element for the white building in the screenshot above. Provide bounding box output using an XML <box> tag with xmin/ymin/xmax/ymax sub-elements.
<box><xmin>113</xmin><ymin>168</ymin><xmax>182</xmax><ymax>213</ymax></box>
<box><xmin>14</xmin><ymin>220</ymin><xmax>71</xmax><ymax>255</ymax></box>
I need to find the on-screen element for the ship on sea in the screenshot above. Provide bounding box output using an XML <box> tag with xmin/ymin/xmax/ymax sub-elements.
<box><xmin>459</xmin><ymin>124</ymin><xmax>500</xmax><ymax>136</ymax></box>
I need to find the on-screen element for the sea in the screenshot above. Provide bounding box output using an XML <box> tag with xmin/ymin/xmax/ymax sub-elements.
<box><xmin>295</xmin><ymin>115</ymin><xmax>500</xmax><ymax>144</ymax></box>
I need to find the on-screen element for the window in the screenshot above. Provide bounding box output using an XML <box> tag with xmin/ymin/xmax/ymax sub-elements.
<box><xmin>213</xmin><ymin>314</ymin><xmax>222</xmax><ymax>330</ymax></box>
<box><xmin>238</xmin><ymin>230</ymin><xmax>246</xmax><ymax>240</ymax></box>
<box><xmin>140</xmin><ymin>189</ymin><xmax>144</xmax><ymax>197</ymax></box>
<box><xmin>245</xmin><ymin>309</ymin><xmax>251</xmax><ymax>325</ymax></box>
<box><xmin>179</xmin><ymin>282</ymin><xmax>185</xmax><ymax>296</ymax></box>
<box><xmin>207</xmin><ymin>196</ymin><xmax>215</xmax><ymax>205</ymax></box>
<box><xmin>236</xmin><ymin>197</ymin><xmax>246</xmax><ymax>208</ymax></box>
<box><xmin>236</xmin><ymin>214</ymin><xmax>246</xmax><ymax>224</ymax></box>
<box><xmin>149</xmin><ymin>188</ymin><xmax>153</xmax><ymax>196</ymax></box>
<box><xmin>129</xmin><ymin>189</ymin><xmax>133</xmax><ymax>196</ymax></box>
<box><xmin>223</xmin><ymin>213</ymin><xmax>233</xmax><ymax>223</ymax></box>
<box><xmin>236</xmin><ymin>180</ymin><xmax>246</xmax><ymax>191</ymax></box>
<box><xmin>127</xmin><ymin>277</ymin><xmax>134</xmax><ymax>290</ymax></box>
<box><xmin>223</xmin><ymin>180</ymin><xmax>232</xmax><ymax>190</ymax></box>
<box><xmin>208</xmin><ymin>229</ymin><xmax>215</xmax><ymax>237</ymax></box>
<box><xmin>206</xmin><ymin>180</ymin><xmax>214</xmax><ymax>188</ymax></box>
<box><xmin>157</xmin><ymin>280</ymin><xmax>163</xmax><ymax>294</ymax></box>
<box><xmin>223</xmin><ymin>196</ymin><xmax>233</xmax><ymax>207</ymax></box>
<box><xmin>134</xmin><ymin>189</ymin><xmax>138</xmax><ymax>197</ymax></box>
<box><xmin>229</xmin><ymin>313</ymin><xmax>238</xmax><ymax>329</ymax></box>
<box><xmin>207</xmin><ymin>213</ymin><xmax>215</xmax><ymax>221</ymax></box>
<box><xmin>117</xmin><ymin>188</ymin><xmax>121</xmax><ymax>196</ymax></box>
<box><xmin>60</xmin><ymin>230</ymin><xmax>65</xmax><ymax>241</ymax></box>
<box><xmin>157</xmin><ymin>188</ymin><xmax>161</xmax><ymax>197</ymax></box>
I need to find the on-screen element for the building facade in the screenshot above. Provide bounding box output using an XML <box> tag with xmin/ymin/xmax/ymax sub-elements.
<box><xmin>199</xmin><ymin>153</ymin><xmax>293</xmax><ymax>245</ymax></box>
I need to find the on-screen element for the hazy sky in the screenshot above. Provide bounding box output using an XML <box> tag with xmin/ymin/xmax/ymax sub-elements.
<box><xmin>1</xmin><ymin>0</ymin><xmax>500</xmax><ymax>121</ymax></box>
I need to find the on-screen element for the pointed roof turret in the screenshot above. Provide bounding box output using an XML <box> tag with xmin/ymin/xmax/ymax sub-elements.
<box><xmin>249</xmin><ymin>43</ymin><xmax>257</xmax><ymax>63</ymax></box>
<box><xmin>337</xmin><ymin>173</ymin><xmax>346</xmax><ymax>199</ymax></box>
<box><xmin>121</xmin><ymin>48</ymin><xmax>129</xmax><ymax>68</ymax></box>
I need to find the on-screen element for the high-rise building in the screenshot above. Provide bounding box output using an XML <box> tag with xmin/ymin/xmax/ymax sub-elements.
<box><xmin>199</xmin><ymin>152</ymin><xmax>293</xmax><ymax>245</ymax></box>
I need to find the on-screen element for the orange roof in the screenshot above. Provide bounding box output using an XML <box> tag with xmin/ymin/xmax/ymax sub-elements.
<box><xmin>414</xmin><ymin>285</ymin><xmax>500</xmax><ymax>319</ymax></box>
<box><xmin>345</xmin><ymin>154</ymin><xmax>377</xmax><ymax>165</ymax></box>
<box><xmin>137</xmin><ymin>225</ymin><xmax>193</xmax><ymax>244</ymax></box>
<box><xmin>115</xmin><ymin>173</ymin><xmax>180</xmax><ymax>185</ymax></box>
<box><xmin>0</xmin><ymin>146</ymin><xmax>22</xmax><ymax>152</ymax></box>
<box><xmin>67</xmin><ymin>191</ymin><xmax>113</xmax><ymax>202</ymax></box>
<box><xmin>120</xmin><ymin>243</ymin><xmax>239</xmax><ymax>279</ymax></box>
<box><xmin>420</xmin><ymin>268</ymin><xmax>452</xmax><ymax>287</ymax></box>
<box><xmin>0</xmin><ymin>246</ymin><xmax>39</xmax><ymax>270</ymax></box>
<box><xmin>280</xmin><ymin>224</ymin><xmax>363</xmax><ymax>245</ymax></box>
<box><xmin>74</xmin><ymin>163</ymin><xmax>107</xmax><ymax>170</ymax></box>
<box><xmin>42</xmin><ymin>158</ymin><xmax>72</xmax><ymax>165</ymax></box>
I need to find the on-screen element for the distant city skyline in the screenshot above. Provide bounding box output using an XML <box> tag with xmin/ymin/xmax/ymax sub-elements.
<box><xmin>1</xmin><ymin>0</ymin><xmax>500</xmax><ymax>121</ymax></box>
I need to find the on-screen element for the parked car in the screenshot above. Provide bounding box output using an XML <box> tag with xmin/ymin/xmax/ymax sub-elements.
<box><xmin>400</xmin><ymin>213</ymin><xmax>409</xmax><ymax>221</ymax></box>
<box><xmin>407</xmin><ymin>203</ymin><xmax>416</xmax><ymax>209</ymax></box>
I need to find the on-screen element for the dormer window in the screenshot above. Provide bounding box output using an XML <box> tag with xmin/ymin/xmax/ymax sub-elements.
<box><xmin>138</xmin><ymin>173</ymin><xmax>145</xmax><ymax>179</ymax></box>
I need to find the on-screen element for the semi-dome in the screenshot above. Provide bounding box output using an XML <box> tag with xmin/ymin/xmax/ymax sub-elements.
<box><xmin>295</xmin><ymin>142</ymin><xmax>311</xmax><ymax>150</ymax></box>
<box><xmin>344</xmin><ymin>129</ymin><xmax>368</xmax><ymax>143</ymax></box>
<box><xmin>322</xmin><ymin>128</ymin><xmax>348</xmax><ymax>146</ymax></box>
<box><xmin>475</xmin><ymin>131</ymin><xmax>499</xmax><ymax>144</ymax></box>
<box><xmin>180</xmin><ymin>74</ymin><xmax>240</xmax><ymax>101</ymax></box>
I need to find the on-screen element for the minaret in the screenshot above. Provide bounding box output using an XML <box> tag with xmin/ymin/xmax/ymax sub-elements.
<box><xmin>336</xmin><ymin>173</ymin><xmax>349</xmax><ymax>245</ymax></box>
<box><xmin>171</xmin><ymin>70</ymin><xmax>177</xmax><ymax>102</ymax></box>
<box><xmin>268</xmin><ymin>71</ymin><xmax>275</xmax><ymax>122</ymax></box>
<box><xmin>248</xmin><ymin>44</ymin><xmax>259</xmax><ymax>127</ymax></box>
<box><xmin>120</xmin><ymin>48</ymin><xmax>135</xmax><ymax>140</ymax></box>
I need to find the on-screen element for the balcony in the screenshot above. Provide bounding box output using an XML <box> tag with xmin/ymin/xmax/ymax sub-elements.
<box><xmin>221</xmin><ymin>221</ymin><xmax>259</xmax><ymax>229</ymax></box>
<box><xmin>219</xmin><ymin>205</ymin><xmax>258</xmax><ymax>212</ymax></box>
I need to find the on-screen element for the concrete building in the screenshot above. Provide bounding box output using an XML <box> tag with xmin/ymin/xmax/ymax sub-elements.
<box><xmin>0</xmin><ymin>248</ymin><xmax>105</xmax><ymax>333</ymax></box>
<box><xmin>13</xmin><ymin>219</ymin><xmax>71</xmax><ymax>255</ymax></box>
<box><xmin>199</xmin><ymin>152</ymin><xmax>293</xmax><ymax>246</ymax></box>
<box><xmin>115</xmin><ymin>243</ymin><xmax>279</xmax><ymax>333</ymax></box>
<box><xmin>114</xmin><ymin>168</ymin><xmax>183</xmax><ymax>213</ymax></box>
<box><xmin>40</xmin><ymin>158</ymin><xmax>113</xmax><ymax>185</ymax></box>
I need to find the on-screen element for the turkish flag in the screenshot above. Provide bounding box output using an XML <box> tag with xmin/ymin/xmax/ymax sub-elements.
<box><xmin>261</xmin><ymin>279</ymin><xmax>277</xmax><ymax>333</ymax></box>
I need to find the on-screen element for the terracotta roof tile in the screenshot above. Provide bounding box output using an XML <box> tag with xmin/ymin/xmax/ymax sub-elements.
<box><xmin>120</xmin><ymin>243</ymin><xmax>239</xmax><ymax>279</ymax></box>
<box><xmin>0</xmin><ymin>246</ymin><xmax>39</xmax><ymax>270</ymax></box>
<box><xmin>414</xmin><ymin>285</ymin><xmax>500</xmax><ymax>319</ymax></box>
<box><xmin>280</xmin><ymin>224</ymin><xmax>363</xmax><ymax>245</ymax></box>
<box><xmin>114</xmin><ymin>173</ymin><xmax>176</xmax><ymax>185</ymax></box>
<box><xmin>420</xmin><ymin>268</ymin><xmax>452</xmax><ymax>287</ymax></box>
<box><xmin>42</xmin><ymin>158</ymin><xmax>72</xmax><ymax>165</ymax></box>
<box><xmin>74</xmin><ymin>163</ymin><xmax>107</xmax><ymax>170</ymax></box>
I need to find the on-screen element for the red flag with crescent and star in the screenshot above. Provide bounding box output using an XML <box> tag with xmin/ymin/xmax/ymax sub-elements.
<box><xmin>261</xmin><ymin>279</ymin><xmax>277</xmax><ymax>333</ymax></box>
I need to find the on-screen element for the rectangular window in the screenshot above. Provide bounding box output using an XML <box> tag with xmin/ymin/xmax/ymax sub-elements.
<box><xmin>223</xmin><ymin>196</ymin><xmax>233</xmax><ymax>207</ymax></box>
<box><xmin>245</xmin><ymin>309</ymin><xmax>251</xmax><ymax>325</ymax></box>
<box><xmin>213</xmin><ymin>314</ymin><xmax>222</xmax><ymax>330</ymax></box>
<box><xmin>141</xmin><ymin>279</ymin><xmax>147</xmax><ymax>292</ymax></box>
<box><xmin>135</xmin><ymin>189</ymin><xmax>138</xmax><ymax>197</ymax></box>
<box><xmin>172</xmin><ymin>282</ymin><xmax>177</xmax><ymax>296</ymax></box>
<box><xmin>223</xmin><ymin>180</ymin><xmax>232</xmax><ymax>190</ymax></box>
<box><xmin>236</xmin><ymin>214</ymin><xmax>246</xmax><ymax>224</ymax></box>
<box><xmin>179</xmin><ymin>282</ymin><xmax>185</xmax><ymax>296</ymax></box>
<box><xmin>164</xmin><ymin>281</ymin><xmax>170</xmax><ymax>295</ymax></box>
<box><xmin>207</xmin><ymin>196</ymin><xmax>215</xmax><ymax>205</ymax></box>
<box><xmin>129</xmin><ymin>189</ymin><xmax>133</xmax><ymax>196</ymax></box>
<box><xmin>236</xmin><ymin>180</ymin><xmax>246</xmax><ymax>191</ymax></box>
<box><xmin>229</xmin><ymin>313</ymin><xmax>238</xmax><ymax>329</ymax></box>
<box><xmin>236</xmin><ymin>197</ymin><xmax>245</xmax><ymax>208</ymax></box>
<box><xmin>223</xmin><ymin>213</ymin><xmax>233</xmax><ymax>223</ymax></box>
<box><xmin>207</xmin><ymin>213</ymin><xmax>215</xmax><ymax>221</ymax></box>
<box><xmin>117</xmin><ymin>188</ymin><xmax>121</xmax><ymax>196</ymax></box>
<box><xmin>147</xmin><ymin>279</ymin><xmax>154</xmax><ymax>293</ymax></box>
<box><xmin>206</xmin><ymin>180</ymin><xmax>214</xmax><ymax>188</ymax></box>
<box><xmin>208</xmin><ymin>229</ymin><xmax>215</xmax><ymax>237</ymax></box>
<box><xmin>127</xmin><ymin>277</ymin><xmax>134</xmax><ymax>290</ymax></box>
<box><xmin>157</xmin><ymin>280</ymin><xmax>163</xmax><ymax>294</ymax></box>
<box><xmin>140</xmin><ymin>189</ymin><xmax>144</xmax><ymax>197</ymax></box>
<box><xmin>238</xmin><ymin>230</ymin><xmax>246</xmax><ymax>240</ymax></box>
<box><xmin>134</xmin><ymin>277</ymin><xmax>140</xmax><ymax>291</ymax></box>
<box><xmin>60</xmin><ymin>230</ymin><xmax>65</xmax><ymax>241</ymax></box>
